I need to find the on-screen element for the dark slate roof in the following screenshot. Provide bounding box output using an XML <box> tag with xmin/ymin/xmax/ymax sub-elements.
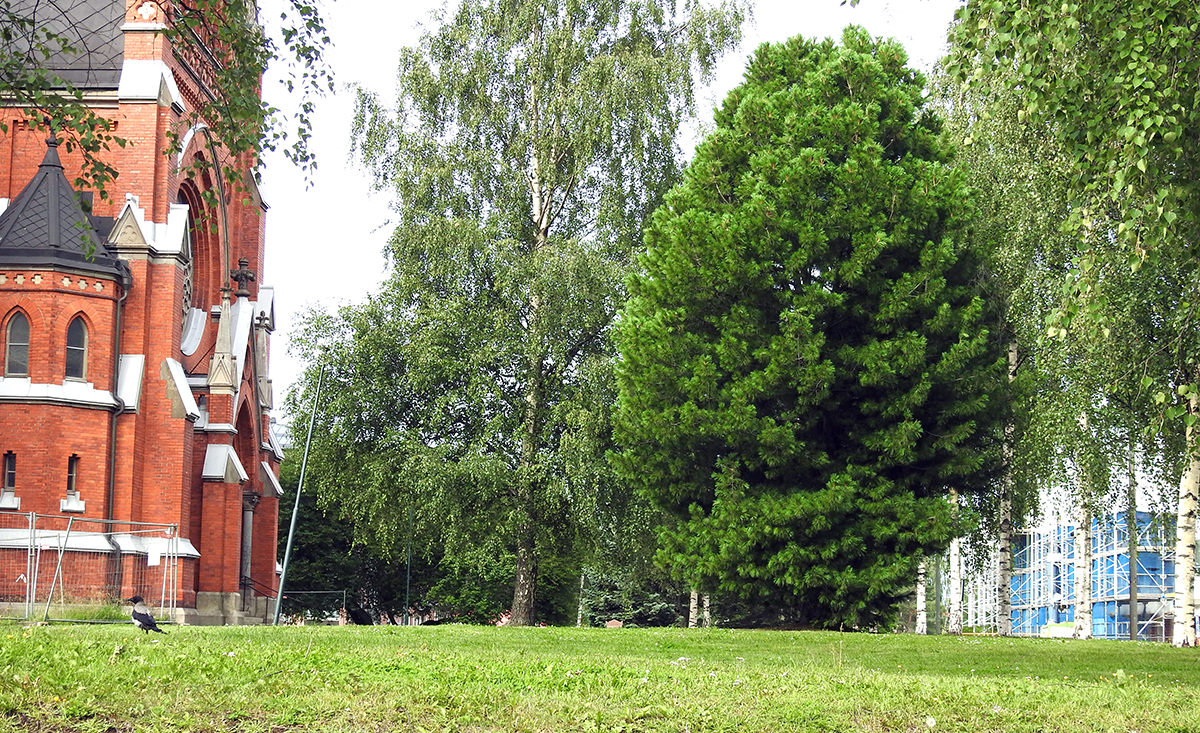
<box><xmin>4</xmin><ymin>0</ymin><xmax>125</xmax><ymax>90</ymax></box>
<box><xmin>0</xmin><ymin>133</ymin><xmax>129</xmax><ymax>282</ymax></box>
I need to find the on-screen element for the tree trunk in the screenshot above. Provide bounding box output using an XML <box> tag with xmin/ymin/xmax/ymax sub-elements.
<box><xmin>997</xmin><ymin>340</ymin><xmax>1018</xmax><ymax>636</ymax></box>
<box><xmin>688</xmin><ymin>589</ymin><xmax>699</xmax><ymax>628</ymax></box>
<box><xmin>508</xmin><ymin>67</ymin><xmax>553</xmax><ymax>628</ymax></box>
<box><xmin>1128</xmin><ymin>443</ymin><xmax>1139</xmax><ymax>642</ymax></box>
<box><xmin>1174</xmin><ymin>384</ymin><xmax>1199</xmax><ymax>647</ymax></box>
<box><xmin>510</xmin><ymin>352</ymin><xmax>543</xmax><ymax>626</ymax></box>
<box><xmin>947</xmin><ymin>488</ymin><xmax>963</xmax><ymax>635</ymax></box>
<box><xmin>702</xmin><ymin>594</ymin><xmax>711</xmax><ymax>628</ymax></box>
<box><xmin>915</xmin><ymin>559</ymin><xmax>927</xmax><ymax>635</ymax></box>
<box><xmin>1073</xmin><ymin>500</ymin><xmax>1092</xmax><ymax>639</ymax></box>
<box><xmin>576</xmin><ymin>572</ymin><xmax>585</xmax><ymax>628</ymax></box>
<box><xmin>510</xmin><ymin>511</ymin><xmax>538</xmax><ymax>626</ymax></box>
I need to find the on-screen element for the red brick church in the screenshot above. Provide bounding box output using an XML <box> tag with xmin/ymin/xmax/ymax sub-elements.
<box><xmin>0</xmin><ymin>0</ymin><xmax>282</xmax><ymax>624</ymax></box>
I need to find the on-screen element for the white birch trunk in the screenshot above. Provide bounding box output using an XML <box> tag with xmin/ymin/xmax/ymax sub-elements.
<box><xmin>688</xmin><ymin>590</ymin><xmax>699</xmax><ymax>629</ymax></box>
<box><xmin>997</xmin><ymin>340</ymin><xmax>1018</xmax><ymax>636</ymax></box>
<box><xmin>1073</xmin><ymin>501</ymin><xmax>1092</xmax><ymax>639</ymax></box>
<box><xmin>1173</xmin><ymin>397</ymin><xmax>1199</xmax><ymax>646</ymax></box>
<box><xmin>576</xmin><ymin>572</ymin><xmax>585</xmax><ymax>628</ymax></box>
<box><xmin>702</xmin><ymin>594</ymin><xmax>711</xmax><ymax>628</ymax></box>
<box><xmin>915</xmin><ymin>559</ymin><xmax>928</xmax><ymax>635</ymax></box>
<box><xmin>947</xmin><ymin>487</ymin><xmax>963</xmax><ymax>635</ymax></box>
<box><xmin>1128</xmin><ymin>445</ymin><xmax>1139</xmax><ymax>642</ymax></box>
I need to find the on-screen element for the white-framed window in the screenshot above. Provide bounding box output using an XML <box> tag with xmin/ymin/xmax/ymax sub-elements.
<box><xmin>0</xmin><ymin>451</ymin><xmax>17</xmax><ymax>510</ymax></box>
<box><xmin>4</xmin><ymin>312</ymin><xmax>29</xmax><ymax>377</ymax></box>
<box><xmin>65</xmin><ymin>316</ymin><xmax>88</xmax><ymax>380</ymax></box>
<box><xmin>61</xmin><ymin>454</ymin><xmax>84</xmax><ymax>513</ymax></box>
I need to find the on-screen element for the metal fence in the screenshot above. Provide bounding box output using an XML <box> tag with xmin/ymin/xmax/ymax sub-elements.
<box><xmin>0</xmin><ymin>512</ymin><xmax>180</xmax><ymax>623</ymax></box>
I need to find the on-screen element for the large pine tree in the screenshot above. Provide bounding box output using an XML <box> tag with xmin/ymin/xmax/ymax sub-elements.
<box><xmin>615</xmin><ymin>27</ymin><xmax>1008</xmax><ymax>628</ymax></box>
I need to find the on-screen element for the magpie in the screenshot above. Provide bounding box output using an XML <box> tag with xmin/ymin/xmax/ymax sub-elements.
<box><xmin>125</xmin><ymin>596</ymin><xmax>167</xmax><ymax>634</ymax></box>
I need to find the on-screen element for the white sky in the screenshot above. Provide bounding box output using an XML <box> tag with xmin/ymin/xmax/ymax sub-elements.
<box><xmin>257</xmin><ymin>0</ymin><xmax>963</xmax><ymax>420</ymax></box>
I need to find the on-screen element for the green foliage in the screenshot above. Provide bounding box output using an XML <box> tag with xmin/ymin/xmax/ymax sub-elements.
<box><xmin>945</xmin><ymin>1</ymin><xmax>1200</xmax><ymax>269</ymax></box>
<box><xmin>615</xmin><ymin>27</ymin><xmax>1009</xmax><ymax>629</ymax></box>
<box><xmin>3</xmin><ymin>625</ymin><xmax>1200</xmax><ymax>732</ymax></box>
<box><xmin>0</xmin><ymin>0</ymin><xmax>331</xmax><ymax>207</ymax></box>
<box><xmin>0</xmin><ymin>0</ymin><xmax>123</xmax><ymax>200</ymax></box>
<box><xmin>580</xmin><ymin>568</ymin><xmax>685</xmax><ymax>627</ymax></box>
<box><xmin>300</xmin><ymin>0</ymin><xmax>744</xmax><ymax>624</ymax></box>
<box><xmin>943</xmin><ymin>2</ymin><xmax>1198</xmax><ymax>505</ymax></box>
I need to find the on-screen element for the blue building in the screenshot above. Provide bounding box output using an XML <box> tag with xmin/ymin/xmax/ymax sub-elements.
<box><xmin>1010</xmin><ymin>512</ymin><xmax>1179</xmax><ymax>641</ymax></box>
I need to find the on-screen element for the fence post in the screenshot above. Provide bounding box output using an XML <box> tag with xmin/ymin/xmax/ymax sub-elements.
<box><xmin>43</xmin><ymin>517</ymin><xmax>74</xmax><ymax>621</ymax></box>
<box><xmin>24</xmin><ymin>512</ymin><xmax>35</xmax><ymax>621</ymax></box>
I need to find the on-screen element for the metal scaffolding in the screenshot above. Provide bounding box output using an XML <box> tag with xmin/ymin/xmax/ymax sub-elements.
<box><xmin>1010</xmin><ymin>523</ymin><xmax>1076</xmax><ymax>635</ymax></box>
<box><xmin>1090</xmin><ymin>511</ymin><xmax>1175</xmax><ymax>642</ymax></box>
<box><xmin>957</xmin><ymin>511</ymin><xmax>1181</xmax><ymax>640</ymax></box>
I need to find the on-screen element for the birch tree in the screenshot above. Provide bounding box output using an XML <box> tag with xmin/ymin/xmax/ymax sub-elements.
<box><xmin>325</xmin><ymin>0</ymin><xmax>743</xmax><ymax>626</ymax></box>
<box><xmin>946</xmin><ymin>0</ymin><xmax>1200</xmax><ymax>647</ymax></box>
<box><xmin>946</xmin><ymin>487</ymin><xmax>963</xmax><ymax>635</ymax></box>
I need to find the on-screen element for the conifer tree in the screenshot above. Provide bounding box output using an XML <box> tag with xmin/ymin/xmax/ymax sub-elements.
<box><xmin>615</xmin><ymin>27</ymin><xmax>1008</xmax><ymax>628</ymax></box>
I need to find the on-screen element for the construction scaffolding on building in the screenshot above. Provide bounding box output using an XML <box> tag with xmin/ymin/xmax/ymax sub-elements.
<box><xmin>954</xmin><ymin>511</ymin><xmax>1182</xmax><ymax>640</ymax></box>
<box><xmin>1090</xmin><ymin>511</ymin><xmax>1175</xmax><ymax>642</ymax></box>
<box><xmin>0</xmin><ymin>512</ymin><xmax>180</xmax><ymax>623</ymax></box>
<box><xmin>1010</xmin><ymin>522</ymin><xmax>1076</xmax><ymax>636</ymax></box>
<box><xmin>959</xmin><ymin>547</ymin><xmax>1002</xmax><ymax>632</ymax></box>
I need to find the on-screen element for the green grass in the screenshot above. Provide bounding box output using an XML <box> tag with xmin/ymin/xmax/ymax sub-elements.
<box><xmin>1</xmin><ymin>623</ymin><xmax>1198</xmax><ymax>732</ymax></box>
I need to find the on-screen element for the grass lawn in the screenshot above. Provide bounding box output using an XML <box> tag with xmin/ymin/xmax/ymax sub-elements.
<box><xmin>1</xmin><ymin>622</ymin><xmax>1198</xmax><ymax>732</ymax></box>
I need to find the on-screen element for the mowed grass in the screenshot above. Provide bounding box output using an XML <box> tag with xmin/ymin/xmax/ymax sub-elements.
<box><xmin>1</xmin><ymin>623</ymin><xmax>1198</xmax><ymax>732</ymax></box>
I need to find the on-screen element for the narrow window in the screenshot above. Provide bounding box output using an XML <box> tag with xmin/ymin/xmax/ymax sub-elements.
<box><xmin>5</xmin><ymin>313</ymin><xmax>29</xmax><ymax>376</ymax></box>
<box><xmin>0</xmin><ymin>452</ymin><xmax>16</xmax><ymax>510</ymax></box>
<box><xmin>66</xmin><ymin>316</ymin><xmax>87</xmax><ymax>379</ymax></box>
<box><xmin>66</xmin><ymin>454</ymin><xmax>79</xmax><ymax>495</ymax></box>
<box><xmin>60</xmin><ymin>453</ymin><xmax>84</xmax><ymax>512</ymax></box>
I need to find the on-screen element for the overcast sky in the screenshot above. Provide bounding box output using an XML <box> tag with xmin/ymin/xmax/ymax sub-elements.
<box><xmin>257</xmin><ymin>0</ymin><xmax>963</xmax><ymax>420</ymax></box>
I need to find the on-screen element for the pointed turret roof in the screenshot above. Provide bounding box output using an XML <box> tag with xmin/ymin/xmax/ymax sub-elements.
<box><xmin>0</xmin><ymin>131</ymin><xmax>128</xmax><ymax>281</ymax></box>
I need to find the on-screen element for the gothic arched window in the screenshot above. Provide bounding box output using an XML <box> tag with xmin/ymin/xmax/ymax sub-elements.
<box><xmin>65</xmin><ymin>316</ymin><xmax>87</xmax><ymax>380</ymax></box>
<box><xmin>4</xmin><ymin>312</ymin><xmax>29</xmax><ymax>377</ymax></box>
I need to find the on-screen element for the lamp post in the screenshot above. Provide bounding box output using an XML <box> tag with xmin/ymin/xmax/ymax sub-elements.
<box><xmin>274</xmin><ymin>357</ymin><xmax>326</xmax><ymax>625</ymax></box>
<box><xmin>404</xmin><ymin>504</ymin><xmax>413</xmax><ymax>626</ymax></box>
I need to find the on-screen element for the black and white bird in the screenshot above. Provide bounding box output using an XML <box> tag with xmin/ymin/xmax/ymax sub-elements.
<box><xmin>125</xmin><ymin>596</ymin><xmax>167</xmax><ymax>634</ymax></box>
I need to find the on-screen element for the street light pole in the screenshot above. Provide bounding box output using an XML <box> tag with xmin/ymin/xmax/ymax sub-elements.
<box><xmin>274</xmin><ymin>358</ymin><xmax>326</xmax><ymax>625</ymax></box>
<box><xmin>404</xmin><ymin>505</ymin><xmax>413</xmax><ymax>625</ymax></box>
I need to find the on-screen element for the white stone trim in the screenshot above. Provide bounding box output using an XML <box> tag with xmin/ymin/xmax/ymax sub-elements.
<box><xmin>256</xmin><ymin>287</ymin><xmax>275</xmax><ymax>331</ymax></box>
<box><xmin>157</xmin><ymin>202</ymin><xmax>190</xmax><ymax>257</ymax></box>
<box><xmin>0</xmin><ymin>528</ymin><xmax>199</xmax><ymax>559</ymax></box>
<box><xmin>259</xmin><ymin>461</ymin><xmax>283</xmax><ymax>497</ymax></box>
<box><xmin>60</xmin><ymin>494</ymin><xmax>86</xmax><ymax>513</ymax></box>
<box><xmin>117</xmin><ymin>59</ymin><xmax>184</xmax><ymax>111</ymax></box>
<box><xmin>162</xmin><ymin>358</ymin><xmax>200</xmax><ymax>420</ymax></box>
<box><xmin>0</xmin><ymin>377</ymin><xmax>118</xmax><ymax>409</ymax></box>
<box><xmin>266</xmin><ymin>425</ymin><xmax>284</xmax><ymax>461</ymax></box>
<box><xmin>202</xmin><ymin>444</ymin><xmax>248</xmax><ymax>483</ymax></box>
<box><xmin>232</xmin><ymin>297</ymin><xmax>255</xmax><ymax>398</ymax></box>
<box><xmin>181</xmin><ymin>308</ymin><xmax>206</xmax><ymax>356</ymax></box>
<box><xmin>117</xmin><ymin>354</ymin><xmax>145</xmax><ymax>412</ymax></box>
<box><xmin>176</xmin><ymin>123</ymin><xmax>209</xmax><ymax>173</ymax></box>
